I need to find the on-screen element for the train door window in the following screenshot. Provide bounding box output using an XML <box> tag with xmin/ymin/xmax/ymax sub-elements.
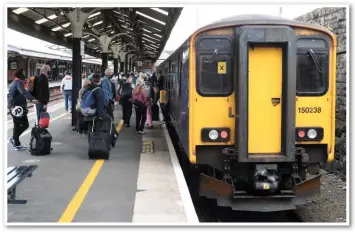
<box><xmin>196</xmin><ymin>36</ymin><xmax>233</xmax><ymax>96</ymax></box>
<box><xmin>296</xmin><ymin>38</ymin><xmax>329</xmax><ymax>96</ymax></box>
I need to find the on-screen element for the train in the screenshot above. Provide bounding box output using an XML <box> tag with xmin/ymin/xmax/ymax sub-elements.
<box><xmin>7</xmin><ymin>45</ymin><xmax>102</xmax><ymax>83</ymax></box>
<box><xmin>157</xmin><ymin>14</ymin><xmax>336</xmax><ymax>212</ymax></box>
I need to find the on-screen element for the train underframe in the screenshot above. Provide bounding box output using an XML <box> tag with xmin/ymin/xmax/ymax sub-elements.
<box><xmin>196</xmin><ymin>146</ymin><xmax>322</xmax><ymax>212</ymax></box>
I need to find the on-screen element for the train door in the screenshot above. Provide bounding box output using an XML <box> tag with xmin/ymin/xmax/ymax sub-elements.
<box><xmin>248</xmin><ymin>46</ymin><xmax>282</xmax><ymax>153</ymax></box>
<box><xmin>236</xmin><ymin>26</ymin><xmax>296</xmax><ymax>162</ymax></box>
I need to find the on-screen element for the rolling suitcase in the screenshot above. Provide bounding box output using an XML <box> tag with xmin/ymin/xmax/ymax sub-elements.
<box><xmin>151</xmin><ymin>103</ymin><xmax>159</xmax><ymax>121</ymax></box>
<box><xmin>88</xmin><ymin>117</ymin><xmax>112</xmax><ymax>160</ymax></box>
<box><xmin>29</xmin><ymin>109</ymin><xmax>52</xmax><ymax>156</ymax></box>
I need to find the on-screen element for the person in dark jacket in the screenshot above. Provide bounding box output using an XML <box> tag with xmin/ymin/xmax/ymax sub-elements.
<box><xmin>84</xmin><ymin>73</ymin><xmax>105</xmax><ymax>132</ymax></box>
<box><xmin>149</xmin><ymin>72</ymin><xmax>158</xmax><ymax>87</ymax></box>
<box><xmin>120</xmin><ymin>74</ymin><xmax>133</xmax><ymax>127</ymax></box>
<box><xmin>33</xmin><ymin>65</ymin><xmax>50</xmax><ymax>122</ymax></box>
<box><xmin>8</xmin><ymin>69</ymin><xmax>39</xmax><ymax>150</ymax></box>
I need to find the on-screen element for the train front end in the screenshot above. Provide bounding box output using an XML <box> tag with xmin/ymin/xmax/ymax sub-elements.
<box><xmin>189</xmin><ymin>20</ymin><xmax>336</xmax><ymax>212</ymax></box>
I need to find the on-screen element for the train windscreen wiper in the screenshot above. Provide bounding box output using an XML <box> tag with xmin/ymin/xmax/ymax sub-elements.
<box><xmin>202</xmin><ymin>49</ymin><xmax>219</xmax><ymax>74</ymax></box>
<box><xmin>307</xmin><ymin>49</ymin><xmax>324</xmax><ymax>75</ymax></box>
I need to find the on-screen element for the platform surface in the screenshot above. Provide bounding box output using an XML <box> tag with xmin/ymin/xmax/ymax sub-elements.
<box><xmin>7</xmin><ymin>101</ymin><xmax>196</xmax><ymax>224</ymax></box>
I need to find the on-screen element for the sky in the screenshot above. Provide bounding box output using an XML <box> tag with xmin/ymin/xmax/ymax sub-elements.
<box><xmin>6</xmin><ymin>5</ymin><xmax>321</xmax><ymax>62</ymax></box>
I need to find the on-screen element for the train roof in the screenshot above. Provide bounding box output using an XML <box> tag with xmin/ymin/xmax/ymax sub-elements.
<box><xmin>156</xmin><ymin>14</ymin><xmax>336</xmax><ymax>69</ymax></box>
<box><xmin>197</xmin><ymin>14</ymin><xmax>333</xmax><ymax>35</ymax></box>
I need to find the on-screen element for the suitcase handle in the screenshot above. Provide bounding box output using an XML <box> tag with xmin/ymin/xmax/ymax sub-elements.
<box><xmin>92</xmin><ymin>117</ymin><xmax>113</xmax><ymax>134</ymax></box>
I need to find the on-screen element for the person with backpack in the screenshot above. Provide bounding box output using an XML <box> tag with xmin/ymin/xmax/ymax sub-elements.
<box><xmin>120</xmin><ymin>74</ymin><xmax>133</xmax><ymax>127</ymax></box>
<box><xmin>33</xmin><ymin>65</ymin><xmax>51</xmax><ymax>122</ymax></box>
<box><xmin>60</xmin><ymin>71</ymin><xmax>73</xmax><ymax>113</ymax></box>
<box><xmin>132</xmin><ymin>78</ymin><xmax>148</xmax><ymax>134</ymax></box>
<box><xmin>8</xmin><ymin>69</ymin><xmax>39</xmax><ymax>150</ymax></box>
<box><xmin>81</xmin><ymin>73</ymin><xmax>105</xmax><ymax>132</ymax></box>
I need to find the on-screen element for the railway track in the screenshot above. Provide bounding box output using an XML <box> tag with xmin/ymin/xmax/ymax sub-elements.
<box><xmin>164</xmin><ymin>112</ymin><xmax>305</xmax><ymax>223</ymax></box>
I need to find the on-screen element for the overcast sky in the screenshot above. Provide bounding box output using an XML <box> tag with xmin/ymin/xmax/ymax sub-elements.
<box><xmin>7</xmin><ymin>5</ymin><xmax>321</xmax><ymax>60</ymax></box>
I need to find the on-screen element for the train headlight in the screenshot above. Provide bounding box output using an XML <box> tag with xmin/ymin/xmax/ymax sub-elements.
<box><xmin>296</xmin><ymin>127</ymin><xmax>323</xmax><ymax>141</ymax></box>
<box><xmin>209</xmin><ymin>130</ymin><xmax>219</xmax><ymax>140</ymax></box>
<box><xmin>307</xmin><ymin>129</ymin><xmax>317</xmax><ymax>139</ymax></box>
<box><xmin>201</xmin><ymin>128</ymin><xmax>230</xmax><ymax>142</ymax></box>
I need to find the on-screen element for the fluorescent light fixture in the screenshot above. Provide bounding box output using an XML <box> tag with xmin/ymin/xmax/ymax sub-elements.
<box><xmin>62</xmin><ymin>22</ymin><xmax>71</xmax><ymax>28</ymax></box>
<box><xmin>88</xmin><ymin>38</ymin><xmax>95</xmax><ymax>42</ymax></box>
<box><xmin>83</xmin><ymin>35</ymin><xmax>90</xmax><ymax>38</ymax></box>
<box><xmin>88</xmin><ymin>12</ymin><xmax>101</xmax><ymax>19</ymax></box>
<box><xmin>93</xmin><ymin>21</ymin><xmax>103</xmax><ymax>26</ymax></box>
<box><xmin>142</xmin><ymin>28</ymin><xmax>152</xmax><ymax>33</ymax></box>
<box><xmin>48</xmin><ymin>14</ymin><xmax>57</xmax><ymax>20</ymax></box>
<box><xmin>136</xmin><ymin>11</ymin><xmax>165</xmax><ymax>25</ymax></box>
<box><xmin>64</xmin><ymin>33</ymin><xmax>72</xmax><ymax>37</ymax></box>
<box><xmin>142</xmin><ymin>33</ymin><xmax>160</xmax><ymax>42</ymax></box>
<box><xmin>154</xmin><ymin>33</ymin><xmax>162</xmax><ymax>38</ymax></box>
<box><xmin>51</xmin><ymin>26</ymin><xmax>62</xmax><ymax>31</ymax></box>
<box><xmin>12</xmin><ymin>8</ymin><xmax>29</xmax><ymax>14</ymax></box>
<box><xmin>35</xmin><ymin>18</ymin><xmax>48</xmax><ymax>24</ymax></box>
<box><xmin>151</xmin><ymin>8</ymin><xmax>169</xmax><ymax>16</ymax></box>
<box><xmin>142</xmin><ymin>37</ymin><xmax>156</xmax><ymax>44</ymax></box>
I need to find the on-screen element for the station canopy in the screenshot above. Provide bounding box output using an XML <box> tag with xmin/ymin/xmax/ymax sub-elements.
<box><xmin>8</xmin><ymin>7</ymin><xmax>182</xmax><ymax>63</ymax></box>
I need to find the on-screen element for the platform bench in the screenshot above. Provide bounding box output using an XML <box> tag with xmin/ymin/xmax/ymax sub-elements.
<box><xmin>7</xmin><ymin>165</ymin><xmax>38</xmax><ymax>204</ymax></box>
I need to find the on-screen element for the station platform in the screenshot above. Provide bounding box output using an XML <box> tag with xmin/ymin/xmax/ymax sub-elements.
<box><xmin>6</xmin><ymin>102</ymin><xmax>198</xmax><ymax>224</ymax></box>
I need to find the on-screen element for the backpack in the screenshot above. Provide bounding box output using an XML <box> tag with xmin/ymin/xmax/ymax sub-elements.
<box><xmin>132</xmin><ymin>88</ymin><xmax>146</xmax><ymax>108</ymax></box>
<box><xmin>80</xmin><ymin>87</ymin><xmax>100</xmax><ymax>116</ymax></box>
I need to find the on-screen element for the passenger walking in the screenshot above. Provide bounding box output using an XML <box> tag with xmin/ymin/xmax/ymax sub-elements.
<box><xmin>120</xmin><ymin>74</ymin><xmax>133</xmax><ymax>127</ymax></box>
<box><xmin>8</xmin><ymin>69</ymin><xmax>39</xmax><ymax>150</ymax></box>
<box><xmin>101</xmin><ymin>68</ymin><xmax>114</xmax><ymax>119</ymax></box>
<box><xmin>33</xmin><ymin>65</ymin><xmax>50</xmax><ymax>122</ymax></box>
<box><xmin>82</xmin><ymin>73</ymin><xmax>105</xmax><ymax>132</ymax></box>
<box><xmin>144</xmin><ymin>77</ymin><xmax>155</xmax><ymax>129</ymax></box>
<box><xmin>132</xmin><ymin>78</ymin><xmax>147</xmax><ymax>134</ymax></box>
<box><xmin>76</xmin><ymin>79</ymin><xmax>90</xmax><ymax>134</ymax></box>
<box><xmin>60</xmin><ymin>71</ymin><xmax>73</xmax><ymax>113</ymax></box>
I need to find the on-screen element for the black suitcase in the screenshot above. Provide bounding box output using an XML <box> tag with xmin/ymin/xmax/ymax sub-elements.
<box><xmin>29</xmin><ymin>110</ymin><xmax>52</xmax><ymax>156</ymax></box>
<box><xmin>151</xmin><ymin>104</ymin><xmax>159</xmax><ymax>121</ymax></box>
<box><xmin>99</xmin><ymin>117</ymin><xmax>119</xmax><ymax>148</ymax></box>
<box><xmin>88</xmin><ymin>117</ymin><xmax>112</xmax><ymax>159</ymax></box>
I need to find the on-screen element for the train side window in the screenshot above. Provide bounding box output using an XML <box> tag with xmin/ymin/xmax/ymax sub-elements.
<box><xmin>196</xmin><ymin>36</ymin><xmax>233</xmax><ymax>96</ymax></box>
<box><xmin>296</xmin><ymin>38</ymin><xmax>329</xmax><ymax>96</ymax></box>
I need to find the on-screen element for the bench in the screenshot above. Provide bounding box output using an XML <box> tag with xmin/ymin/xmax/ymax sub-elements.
<box><xmin>7</xmin><ymin>165</ymin><xmax>38</xmax><ymax>204</ymax></box>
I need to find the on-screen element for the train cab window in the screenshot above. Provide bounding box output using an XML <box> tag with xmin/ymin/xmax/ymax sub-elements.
<box><xmin>296</xmin><ymin>38</ymin><xmax>329</xmax><ymax>96</ymax></box>
<box><xmin>196</xmin><ymin>36</ymin><xmax>233</xmax><ymax>96</ymax></box>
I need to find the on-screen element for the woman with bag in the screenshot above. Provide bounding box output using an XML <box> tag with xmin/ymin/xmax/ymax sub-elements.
<box><xmin>132</xmin><ymin>78</ymin><xmax>148</xmax><ymax>134</ymax></box>
<box><xmin>8</xmin><ymin>69</ymin><xmax>39</xmax><ymax>150</ymax></box>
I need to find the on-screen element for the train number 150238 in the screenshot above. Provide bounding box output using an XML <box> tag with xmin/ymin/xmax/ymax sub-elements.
<box><xmin>298</xmin><ymin>107</ymin><xmax>322</xmax><ymax>113</ymax></box>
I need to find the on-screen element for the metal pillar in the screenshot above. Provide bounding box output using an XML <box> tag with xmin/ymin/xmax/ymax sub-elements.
<box><xmin>113</xmin><ymin>58</ymin><xmax>119</xmax><ymax>75</ymax></box>
<box><xmin>101</xmin><ymin>53</ymin><xmax>108</xmax><ymax>77</ymax></box>
<box><xmin>66</xmin><ymin>8</ymin><xmax>94</xmax><ymax>126</ymax></box>
<box><xmin>111</xmin><ymin>44</ymin><xmax>121</xmax><ymax>75</ymax></box>
<box><xmin>124</xmin><ymin>53</ymin><xmax>128</xmax><ymax>74</ymax></box>
<box><xmin>119</xmin><ymin>50</ymin><xmax>126</xmax><ymax>73</ymax></box>
<box><xmin>129</xmin><ymin>55</ymin><xmax>132</xmax><ymax>73</ymax></box>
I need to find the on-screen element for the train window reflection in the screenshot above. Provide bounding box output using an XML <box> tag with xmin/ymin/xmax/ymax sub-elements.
<box><xmin>296</xmin><ymin>52</ymin><xmax>328</xmax><ymax>94</ymax></box>
<box><xmin>197</xmin><ymin>54</ymin><xmax>232</xmax><ymax>95</ymax></box>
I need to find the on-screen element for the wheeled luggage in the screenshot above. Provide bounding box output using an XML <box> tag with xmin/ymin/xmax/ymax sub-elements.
<box><xmin>88</xmin><ymin>117</ymin><xmax>112</xmax><ymax>159</ymax></box>
<box><xmin>29</xmin><ymin>109</ymin><xmax>52</xmax><ymax>156</ymax></box>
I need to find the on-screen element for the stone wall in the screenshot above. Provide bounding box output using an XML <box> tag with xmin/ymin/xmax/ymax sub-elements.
<box><xmin>294</xmin><ymin>7</ymin><xmax>347</xmax><ymax>180</ymax></box>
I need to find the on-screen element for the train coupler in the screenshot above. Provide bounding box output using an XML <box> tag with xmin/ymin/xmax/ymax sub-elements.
<box><xmin>253</xmin><ymin>167</ymin><xmax>280</xmax><ymax>194</ymax></box>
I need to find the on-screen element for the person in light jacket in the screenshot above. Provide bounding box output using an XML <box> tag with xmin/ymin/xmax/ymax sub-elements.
<box><xmin>60</xmin><ymin>71</ymin><xmax>73</xmax><ymax>113</ymax></box>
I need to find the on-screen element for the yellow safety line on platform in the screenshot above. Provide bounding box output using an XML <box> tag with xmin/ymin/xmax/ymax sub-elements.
<box><xmin>58</xmin><ymin>120</ymin><xmax>123</xmax><ymax>223</ymax></box>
